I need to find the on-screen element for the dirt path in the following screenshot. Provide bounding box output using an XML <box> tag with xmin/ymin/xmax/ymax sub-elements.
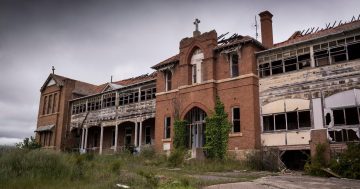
<box><xmin>204</xmin><ymin>175</ymin><xmax>360</xmax><ymax>189</ymax></box>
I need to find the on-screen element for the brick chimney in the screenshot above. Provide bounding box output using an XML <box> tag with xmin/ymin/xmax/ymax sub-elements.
<box><xmin>259</xmin><ymin>10</ymin><xmax>274</xmax><ymax>48</ymax></box>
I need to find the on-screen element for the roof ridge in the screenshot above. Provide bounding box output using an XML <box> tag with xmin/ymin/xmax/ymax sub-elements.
<box><xmin>274</xmin><ymin>18</ymin><xmax>360</xmax><ymax>48</ymax></box>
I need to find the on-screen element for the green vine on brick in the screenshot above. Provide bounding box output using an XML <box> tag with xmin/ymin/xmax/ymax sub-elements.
<box><xmin>173</xmin><ymin>119</ymin><xmax>187</xmax><ymax>150</ymax></box>
<box><xmin>204</xmin><ymin>96</ymin><xmax>231</xmax><ymax>159</ymax></box>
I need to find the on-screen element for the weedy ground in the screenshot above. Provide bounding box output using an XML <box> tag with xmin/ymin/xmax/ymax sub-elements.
<box><xmin>0</xmin><ymin>147</ymin><xmax>275</xmax><ymax>189</ymax></box>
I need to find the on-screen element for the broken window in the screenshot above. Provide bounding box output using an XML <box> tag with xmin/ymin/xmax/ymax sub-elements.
<box><xmin>345</xmin><ymin>107</ymin><xmax>359</xmax><ymax>125</ymax></box>
<box><xmin>165</xmin><ymin>70</ymin><xmax>172</xmax><ymax>91</ymax></box>
<box><xmin>275</xmin><ymin>114</ymin><xmax>286</xmax><ymax>130</ymax></box>
<box><xmin>271</xmin><ymin>60</ymin><xmax>283</xmax><ymax>75</ymax></box>
<box><xmin>333</xmin><ymin>109</ymin><xmax>345</xmax><ymax>125</ymax></box>
<box><xmin>287</xmin><ymin>112</ymin><xmax>298</xmax><ymax>130</ymax></box>
<box><xmin>87</xmin><ymin>96</ymin><xmax>101</xmax><ymax>111</ymax></box>
<box><xmin>284</xmin><ymin>57</ymin><xmax>297</xmax><ymax>72</ymax></box>
<box><xmin>263</xmin><ymin>115</ymin><xmax>274</xmax><ymax>131</ymax></box>
<box><xmin>164</xmin><ymin>117</ymin><xmax>171</xmax><ymax>139</ymax></box>
<box><xmin>140</xmin><ymin>90</ymin><xmax>146</xmax><ymax>101</ymax></box>
<box><xmin>72</xmin><ymin>100</ymin><xmax>86</xmax><ymax>114</ymax></box>
<box><xmin>298</xmin><ymin>54</ymin><xmax>311</xmax><ymax>69</ymax></box>
<box><xmin>348</xmin><ymin>42</ymin><xmax>360</xmax><ymax>60</ymax></box>
<box><xmin>263</xmin><ymin>110</ymin><xmax>311</xmax><ymax>132</ymax></box>
<box><xmin>298</xmin><ymin>111</ymin><xmax>311</xmax><ymax>128</ymax></box>
<box><xmin>333</xmin><ymin>107</ymin><xmax>360</xmax><ymax>126</ymax></box>
<box><xmin>329</xmin><ymin>129</ymin><xmax>359</xmax><ymax>142</ymax></box>
<box><xmin>330</xmin><ymin>46</ymin><xmax>347</xmax><ymax>63</ymax></box>
<box><xmin>326</xmin><ymin>113</ymin><xmax>331</xmax><ymax>126</ymax></box>
<box><xmin>314</xmin><ymin>49</ymin><xmax>330</xmax><ymax>66</ymax></box>
<box><xmin>259</xmin><ymin>63</ymin><xmax>270</xmax><ymax>78</ymax></box>
<box><xmin>230</xmin><ymin>53</ymin><xmax>239</xmax><ymax>77</ymax></box>
<box><xmin>103</xmin><ymin>92</ymin><xmax>116</xmax><ymax>108</ymax></box>
<box><xmin>140</xmin><ymin>86</ymin><xmax>156</xmax><ymax>101</ymax></box>
<box><xmin>232</xmin><ymin>107</ymin><xmax>240</xmax><ymax>132</ymax></box>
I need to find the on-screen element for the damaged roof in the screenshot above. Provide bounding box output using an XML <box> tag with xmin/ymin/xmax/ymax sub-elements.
<box><xmin>151</xmin><ymin>54</ymin><xmax>180</xmax><ymax>70</ymax></box>
<box><xmin>274</xmin><ymin>19</ymin><xmax>360</xmax><ymax>48</ymax></box>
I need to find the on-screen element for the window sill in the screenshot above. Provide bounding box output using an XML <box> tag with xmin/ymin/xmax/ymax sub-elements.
<box><xmin>229</xmin><ymin>132</ymin><xmax>242</xmax><ymax>137</ymax></box>
<box><xmin>162</xmin><ymin>138</ymin><xmax>171</xmax><ymax>142</ymax></box>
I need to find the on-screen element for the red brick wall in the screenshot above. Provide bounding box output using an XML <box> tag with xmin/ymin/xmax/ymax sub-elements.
<box><xmin>154</xmin><ymin>30</ymin><xmax>261</xmax><ymax>153</ymax></box>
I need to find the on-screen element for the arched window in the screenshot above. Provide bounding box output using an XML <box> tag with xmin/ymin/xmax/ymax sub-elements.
<box><xmin>190</xmin><ymin>48</ymin><xmax>204</xmax><ymax>84</ymax></box>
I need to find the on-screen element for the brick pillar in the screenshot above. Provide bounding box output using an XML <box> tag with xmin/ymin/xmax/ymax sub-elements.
<box><xmin>310</xmin><ymin>129</ymin><xmax>330</xmax><ymax>163</ymax></box>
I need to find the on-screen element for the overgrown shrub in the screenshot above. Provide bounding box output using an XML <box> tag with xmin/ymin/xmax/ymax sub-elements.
<box><xmin>330</xmin><ymin>143</ymin><xmax>360</xmax><ymax>179</ymax></box>
<box><xmin>204</xmin><ymin>96</ymin><xmax>231</xmax><ymax>160</ymax></box>
<box><xmin>245</xmin><ymin>148</ymin><xmax>279</xmax><ymax>171</ymax></box>
<box><xmin>304</xmin><ymin>143</ymin><xmax>328</xmax><ymax>177</ymax></box>
<box><xmin>15</xmin><ymin>136</ymin><xmax>41</xmax><ymax>150</ymax></box>
<box><xmin>137</xmin><ymin>170</ymin><xmax>159</xmax><ymax>188</ymax></box>
<box><xmin>140</xmin><ymin>145</ymin><xmax>156</xmax><ymax>159</ymax></box>
<box><xmin>167</xmin><ymin>149</ymin><xmax>185</xmax><ymax>167</ymax></box>
<box><xmin>0</xmin><ymin>149</ymin><xmax>70</xmax><ymax>182</ymax></box>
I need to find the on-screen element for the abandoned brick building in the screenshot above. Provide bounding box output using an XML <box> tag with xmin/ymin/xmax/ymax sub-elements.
<box><xmin>36</xmin><ymin>10</ymin><xmax>360</xmax><ymax>167</ymax></box>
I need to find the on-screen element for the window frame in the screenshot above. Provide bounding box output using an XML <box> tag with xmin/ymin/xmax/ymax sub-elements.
<box><xmin>231</xmin><ymin>107</ymin><xmax>241</xmax><ymax>133</ymax></box>
<box><xmin>230</xmin><ymin>53</ymin><xmax>239</xmax><ymax>77</ymax></box>
<box><xmin>164</xmin><ymin>117</ymin><xmax>171</xmax><ymax>139</ymax></box>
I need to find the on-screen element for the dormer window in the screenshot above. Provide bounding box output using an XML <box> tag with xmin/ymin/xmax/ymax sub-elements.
<box><xmin>165</xmin><ymin>70</ymin><xmax>172</xmax><ymax>91</ymax></box>
<box><xmin>190</xmin><ymin>48</ymin><xmax>204</xmax><ymax>84</ymax></box>
<box><xmin>230</xmin><ymin>53</ymin><xmax>239</xmax><ymax>77</ymax></box>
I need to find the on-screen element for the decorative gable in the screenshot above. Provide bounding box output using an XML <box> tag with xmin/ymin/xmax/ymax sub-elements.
<box><xmin>47</xmin><ymin>79</ymin><xmax>56</xmax><ymax>87</ymax></box>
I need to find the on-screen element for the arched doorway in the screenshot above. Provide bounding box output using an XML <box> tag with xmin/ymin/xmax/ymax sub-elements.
<box><xmin>185</xmin><ymin>107</ymin><xmax>207</xmax><ymax>149</ymax></box>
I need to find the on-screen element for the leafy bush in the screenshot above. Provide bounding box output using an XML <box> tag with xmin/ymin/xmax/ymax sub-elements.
<box><xmin>330</xmin><ymin>143</ymin><xmax>360</xmax><ymax>179</ymax></box>
<box><xmin>204</xmin><ymin>96</ymin><xmax>231</xmax><ymax>160</ymax></box>
<box><xmin>15</xmin><ymin>136</ymin><xmax>41</xmax><ymax>150</ymax></box>
<box><xmin>245</xmin><ymin>148</ymin><xmax>279</xmax><ymax>171</ymax></box>
<box><xmin>304</xmin><ymin>143</ymin><xmax>328</xmax><ymax>177</ymax></box>
<box><xmin>168</xmin><ymin>149</ymin><xmax>185</xmax><ymax>167</ymax></box>
<box><xmin>140</xmin><ymin>145</ymin><xmax>156</xmax><ymax>159</ymax></box>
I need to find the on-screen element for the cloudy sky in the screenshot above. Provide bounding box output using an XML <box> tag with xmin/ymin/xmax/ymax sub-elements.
<box><xmin>0</xmin><ymin>0</ymin><xmax>359</xmax><ymax>145</ymax></box>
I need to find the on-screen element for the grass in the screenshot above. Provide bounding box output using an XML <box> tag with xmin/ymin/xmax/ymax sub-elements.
<box><xmin>0</xmin><ymin>147</ymin><xmax>274</xmax><ymax>189</ymax></box>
